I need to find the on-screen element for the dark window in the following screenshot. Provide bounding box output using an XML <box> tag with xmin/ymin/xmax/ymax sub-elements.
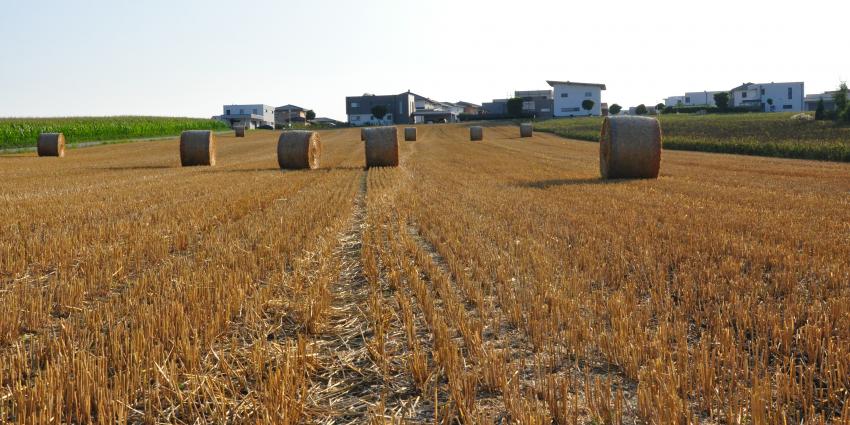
<box><xmin>783</xmin><ymin>104</ymin><xmax>792</xmax><ymax>109</ymax></box>
<box><xmin>788</xmin><ymin>88</ymin><xmax>793</xmax><ymax>99</ymax></box>
<box><xmin>585</xmin><ymin>92</ymin><xmax>592</xmax><ymax>97</ymax></box>
<box><xmin>561</xmin><ymin>93</ymin><xmax>568</xmax><ymax>98</ymax></box>
<box><xmin>226</xmin><ymin>110</ymin><xmax>230</xmax><ymax>115</ymax></box>
<box><xmin>685</xmin><ymin>97</ymin><xmax>691</xmax><ymax>103</ymax></box>
<box><xmin>742</xmin><ymin>92</ymin><xmax>747</xmax><ymax>98</ymax></box>
<box><xmin>761</xmin><ymin>88</ymin><xmax>765</xmax><ymax>95</ymax></box>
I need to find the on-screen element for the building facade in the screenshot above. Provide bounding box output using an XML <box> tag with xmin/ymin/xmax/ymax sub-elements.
<box><xmin>515</xmin><ymin>90</ymin><xmax>554</xmax><ymax>119</ymax></box>
<box><xmin>221</xmin><ymin>104</ymin><xmax>275</xmax><ymax>129</ymax></box>
<box><xmin>805</xmin><ymin>91</ymin><xmax>842</xmax><ymax>112</ymax></box>
<box><xmin>548</xmin><ymin>80</ymin><xmax>606</xmax><ymax>117</ymax></box>
<box><xmin>730</xmin><ymin>82</ymin><xmax>804</xmax><ymax>112</ymax></box>
<box><xmin>346</xmin><ymin>92</ymin><xmax>415</xmax><ymax>125</ymax></box>
<box><xmin>274</xmin><ymin>104</ymin><xmax>308</xmax><ymax>128</ymax></box>
<box><xmin>482</xmin><ymin>99</ymin><xmax>508</xmax><ymax>115</ymax></box>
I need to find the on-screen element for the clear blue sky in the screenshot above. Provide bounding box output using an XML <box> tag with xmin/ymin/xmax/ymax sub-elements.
<box><xmin>1</xmin><ymin>0</ymin><xmax>847</xmax><ymax>120</ymax></box>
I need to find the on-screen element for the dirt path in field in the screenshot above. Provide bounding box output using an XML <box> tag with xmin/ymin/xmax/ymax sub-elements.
<box><xmin>306</xmin><ymin>170</ymin><xmax>385</xmax><ymax>424</ymax></box>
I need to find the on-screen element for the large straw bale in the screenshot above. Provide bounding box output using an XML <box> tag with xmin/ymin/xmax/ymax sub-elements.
<box><xmin>278</xmin><ymin>130</ymin><xmax>321</xmax><ymax>169</ymax></box>
<box><xmin>180</xmin><ymin>130</ymin><xmax>216</xmax><ymax>166</ymax></box>
<box><xmin>235</xmin><ymin>126</ymin><xmax>245</xmax><ymax>137</ymax></box>
<box><xmin>470</xmin><ymin>126</ymin><xmax>484</xmax><ymax>141</ymax></box>
<box><xmin>404</xmin><ymin>127</ymin><xmax>417</xmax><ymax>141</ymax></box>
<box><xmin>599</xmin><ymin>116</ymin><xmax>661</xmax><ymax>179</ymax></box>
<box><xmin>364</xmin><ymin>127</ymin><xmax>399</xmax><ymax>167</ymax></box>
<box><xmin>520</xmin><ymin>123</ymin><xmax>533</xmax><ymax>138</ymax></box>
<box><xmin>37</xmin><ymin>133</ymin><xmax>65</xmax><ymax>157</ymax></box>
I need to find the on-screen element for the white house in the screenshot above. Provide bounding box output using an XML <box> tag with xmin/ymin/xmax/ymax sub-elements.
<box><xmin>664</xmin><ymin>96</ymin><xmax>686</xmax><ymax>107</ymax></box>
<box><xmin>730</xmin><ymin>82</ymin><xmax>804</xmax><ymax>112</ymax></box>
<box><xmin>222</xmin><ymin>104</ymin><xmax>275</xmax><ymax>129</ymax></box>
<box><xmin>684</xmin><ymin>91</ymin><xmax>721</xmax><ymax>107</ymax></box>
<box><xmin>547</xmin><ymin>80</ymin><xmax>606</xmax><ymax>117</ymax></box>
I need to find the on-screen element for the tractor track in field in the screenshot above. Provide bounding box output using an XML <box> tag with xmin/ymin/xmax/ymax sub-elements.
<box><xmin>306</xmin><ymin>170</ymin><xmax>384</xmax><ymax>424</ymax></box>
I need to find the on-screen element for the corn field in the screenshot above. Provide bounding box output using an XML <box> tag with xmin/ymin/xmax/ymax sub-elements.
<box><xmin>535</xmin><ymin>113</ymin><xmax>850</xmax><ymax>161</ymax></box>
<box><xmin>0</xmin><ymin>125</ymin><xmax>848</xmax><ymax>424</ymax></box>
<box><xmin>0</xmin><ymin>116</ymin><xmax>229</xmax><ymax>149</ymax></box>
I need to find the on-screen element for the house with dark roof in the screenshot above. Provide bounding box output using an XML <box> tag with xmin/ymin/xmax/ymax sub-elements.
<box><xmin>547</xmin><ymin>80</ymin><xmax>607</xmax><ymax>117</ymax></box>
<box><xmin>274</xmin><ymin>104</ymin><xmax>310</xmax><ymax>127</ymax></box>
<box><xmin>729</xmin><ymin>82</ymin><xmax>804</xmax><ymax>112</ymax></box>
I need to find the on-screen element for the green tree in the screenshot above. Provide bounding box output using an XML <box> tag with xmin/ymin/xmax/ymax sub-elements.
<box><xmin>371</xmin><ymin>105</ymin><xmax>388</xmax><ymax>122</ymax></box>
<box><xmin>766</xmin><ymin>98</ymin><xmax>774</xmax><ymax>111</ymax></box>
<box><xmin>635</xmin><ymin>104</ymin><xmax>648</xmax><ymax>115</ymax></box>
<box><xmin>655</xmin><ymin>103</ymin><xmax>665</xmax><ymax>113</ymax></box>
<box><xmin>306</xmin><ymin>110</ymin><xmax>316</xmax><ymax>120</ymax></box>
<box><xmin>815</xmin><ymin>99</ymin><xmax>825</xmax><ymax>121</ymax></box>
<box><xmin>506</xmin><ymin>97</ymin><xmax>524</xmax><ymax>117</ymax></box>
<box><xmin>609</xmin><ymin>104</ymin><xmax>622</xmax><ymax>115</ymax></box>
<box><xmin>713</xmin><ymin>92</ymin><xmax>730</xmax><ymax>110</ymax></box>
<box><xmin>834</xmin><ymin>82</ymin><xmax>848</xmax><ymax>117</ymax></box>
<box><xmin>581</xmin><ymin>99</ymin><xmax>595</xmax><ymax>115</ymax></box>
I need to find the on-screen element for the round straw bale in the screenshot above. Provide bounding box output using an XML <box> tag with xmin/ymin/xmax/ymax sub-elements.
<box><xmin>364</xmin><ymin>127</ymin><xmax>399</xmax><ymax>167</ymax></box>
<box><xmin>278</xmin><ymin>131</ymin><xmax>321</xmax><ymax>169</ymax></box>
<box><xmin>599</xmin><ymin>116</ymin><xmax>662</xmax><ymax>179</ymax></box>
<box><xmin>37</xmin><ymin>133</ymin><xmax>65</xmax><ymax>157</ymax></box>
<box><xmin>404</xmin><ymin>127</ymin><xmax>417</xmax><ymax>141</ymax></box>
<box><xmin>361</xmin><ymin>127</ymin><xmax>366</xmax><ymax>141</ymax></box>
<box><xmin>235</xmin><ymin>126</ymin><xmax>245</xmax><ymax>137</ymax></box>
<box><xmin>180</xmin><ymin>130</ymin><xmax>216</xmax><ymax>166</ymax></box>
<box><xmin>470</xmin><ymin>126</ymin><xmax>484</xmax><ymax>141</ymax></box>
<box><xmin>520</xmin><ymin>123</ymin><xmax>533</xmax><ymax>138</ymax></box>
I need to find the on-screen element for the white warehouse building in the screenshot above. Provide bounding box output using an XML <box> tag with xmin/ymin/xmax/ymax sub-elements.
<box><xmin>221</xmin><ymin>104</ymin><xmax>275</xmax><ymax>129</ymax></box>
<box><xmin>547</xmin><ymin>80</ymin><xmax>606</xmax><ymax>117</ymax></box>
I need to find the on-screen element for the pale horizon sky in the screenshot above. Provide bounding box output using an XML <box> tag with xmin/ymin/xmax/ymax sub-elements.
<box><xmin>1</xmin><ymin>0</ymin><xmax>847</xmax><ymax>120</ymax></box>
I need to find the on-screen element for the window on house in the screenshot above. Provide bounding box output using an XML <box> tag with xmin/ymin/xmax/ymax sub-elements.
<box><xmin>522</xmin><ymin>101</ymin><xmax>535</xmax><ymax>111</ymax></box>
<box><xmin>351</xmin><ymin>102</ymin><xmax>359</xmax><ymax>108</ymax></box>
<box><xmin>226</xmin><ymin>110</ymin><xmax>230</xmax><ymax>115</ymax></box>
<box><xmin>788</xmin><ymin>88</ymin><xmax>793</xmax><ymax>99</ymax></box>
<box><xmin>585</xmin><ymin>92</ymin><xmax>592</xmax><ymax>97</ymax></box>
<box><xmin>561</xmin><ymin>93</ymin><xmax>568</xmax><ymax>98</ymax></box>
<box><xmin>761</xmin><ymin>88</ymin><xmax>765</xmax><ymax>95</ymax></box>
<box><xmin>561</xmin><ymin>107</ymin><xmax>580</xmax><ymax>112</ymax></box>
<box><xmin>685</xmin><ymin>97</ymin><xmax>691</xmax><ymax>103</ymax></box>
<box><xmin>783</xmin><ymin>104</ymin><xmax>792</xmax><ymax>109</ymax></box>
<box><xmin>541</xmin><ymin>108</ymin><xmax>550</xmax><ymax>112</ymax></box>
<box><xmin>742</xmin><ymin>92</ymin><xmax>747</xmax><ymax>98</ymax></box>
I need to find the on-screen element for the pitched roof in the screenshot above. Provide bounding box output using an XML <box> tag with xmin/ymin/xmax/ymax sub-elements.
<box><xmin>275</xmin><ymin>104</ymin><xmax>307</xmax><ymax>111</ymax></box>
<box><xmin>730</xmin><ymin>82</ymin><xmax>754</xmax><ymax>92</ymax></box>
<box><xmin>546</xmin><ymin>80</ymin><xmax>606</xmax><ymax>90</ymax></box>
<box><xmin>455</xmin><ymin>101</ymin><xmax>481</xmax><ymax>108</ymax></box>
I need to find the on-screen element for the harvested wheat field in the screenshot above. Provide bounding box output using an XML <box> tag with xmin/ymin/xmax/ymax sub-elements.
<box><xmin>0</xmin><ymin>125</ymin><xmax>849</xmax><ymax>424</ymax></box>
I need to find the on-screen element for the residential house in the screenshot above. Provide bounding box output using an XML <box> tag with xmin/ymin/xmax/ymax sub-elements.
<box><xmin>664</xmin><ymin>96</ymin><xmax>686</xmax><ymax>107</ymax></box>
<box><xmin>455</xmin><ymin>101</ymin><xmax>482</xmax><ymax>115</ymax></box>
<box><xmin>730</xmin><ymin>82</ymin><xmax>804</xmax><ymax>112</ymax></box>
<box><xmin>515</xmin><ymin>90</ymin><xmax>554</xmax><ymax>119</ymax></box>
<box><xmin>346</xmin><ymin>92</ymin><xmax>415</xmax><ymax>125</ymax></box>
<box><xmin>805</xmin><ymin>91</ymin><xmax>842</xmax><ymax>112</ymax></box>
<box><xmin>482</xmin><ymin>99</ymin><xmax>508</xmax><ymax>115</ymax></box>
<box><xmin>274</xmin><ymin>104</ymin><xmax>309</xmax><ymax>128</ymax></box>
<box><xmin>547</xmin><ymin>80</ymin><xmax>606</xmax><ymax>117</ymax></box>
<box><xmin>683</xmin><ymin>91</ymin><xmax>722</xmax><ymax>107</ymax></box>
<box><xmin>221</xmin><ymin>104</ymin><xmax>275</xmax><ymax>129</ymax></box>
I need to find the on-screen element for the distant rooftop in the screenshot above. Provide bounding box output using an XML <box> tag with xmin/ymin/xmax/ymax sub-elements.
<box><xmin>546</xmin><ymin>80</ymin><xmax>606</xmax><ymax>90</ymax></box>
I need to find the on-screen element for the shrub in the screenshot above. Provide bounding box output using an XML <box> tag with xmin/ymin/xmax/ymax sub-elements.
<box><xmin>815</xmin><ymin>99</ymin><xmax>826</xmax><ymax>121</ymax></box>
<box><xmin>581</xmin><ymin>100</ymin><xmax>595</xmax><ymax>114</ymax></box>
<box><xmin>714</xmin><ymin>92</ymin><xmax>730</xmax><ymax>110</ymax></box>
<box><xmin>609</xmin><ymin>104</ymin><xmax>622</xmax><ymax>115</ymax></box>
<box><xmin>635</xmin><ymin>104</ymin><xmax>648</xmax><ymax>115</ymax></box>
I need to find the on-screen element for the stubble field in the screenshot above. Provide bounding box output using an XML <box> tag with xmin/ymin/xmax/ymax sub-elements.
<box><xmin>0</xmin><ymin>125</ymin><xmax>848</xmax><ymax>424</ymax></box>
